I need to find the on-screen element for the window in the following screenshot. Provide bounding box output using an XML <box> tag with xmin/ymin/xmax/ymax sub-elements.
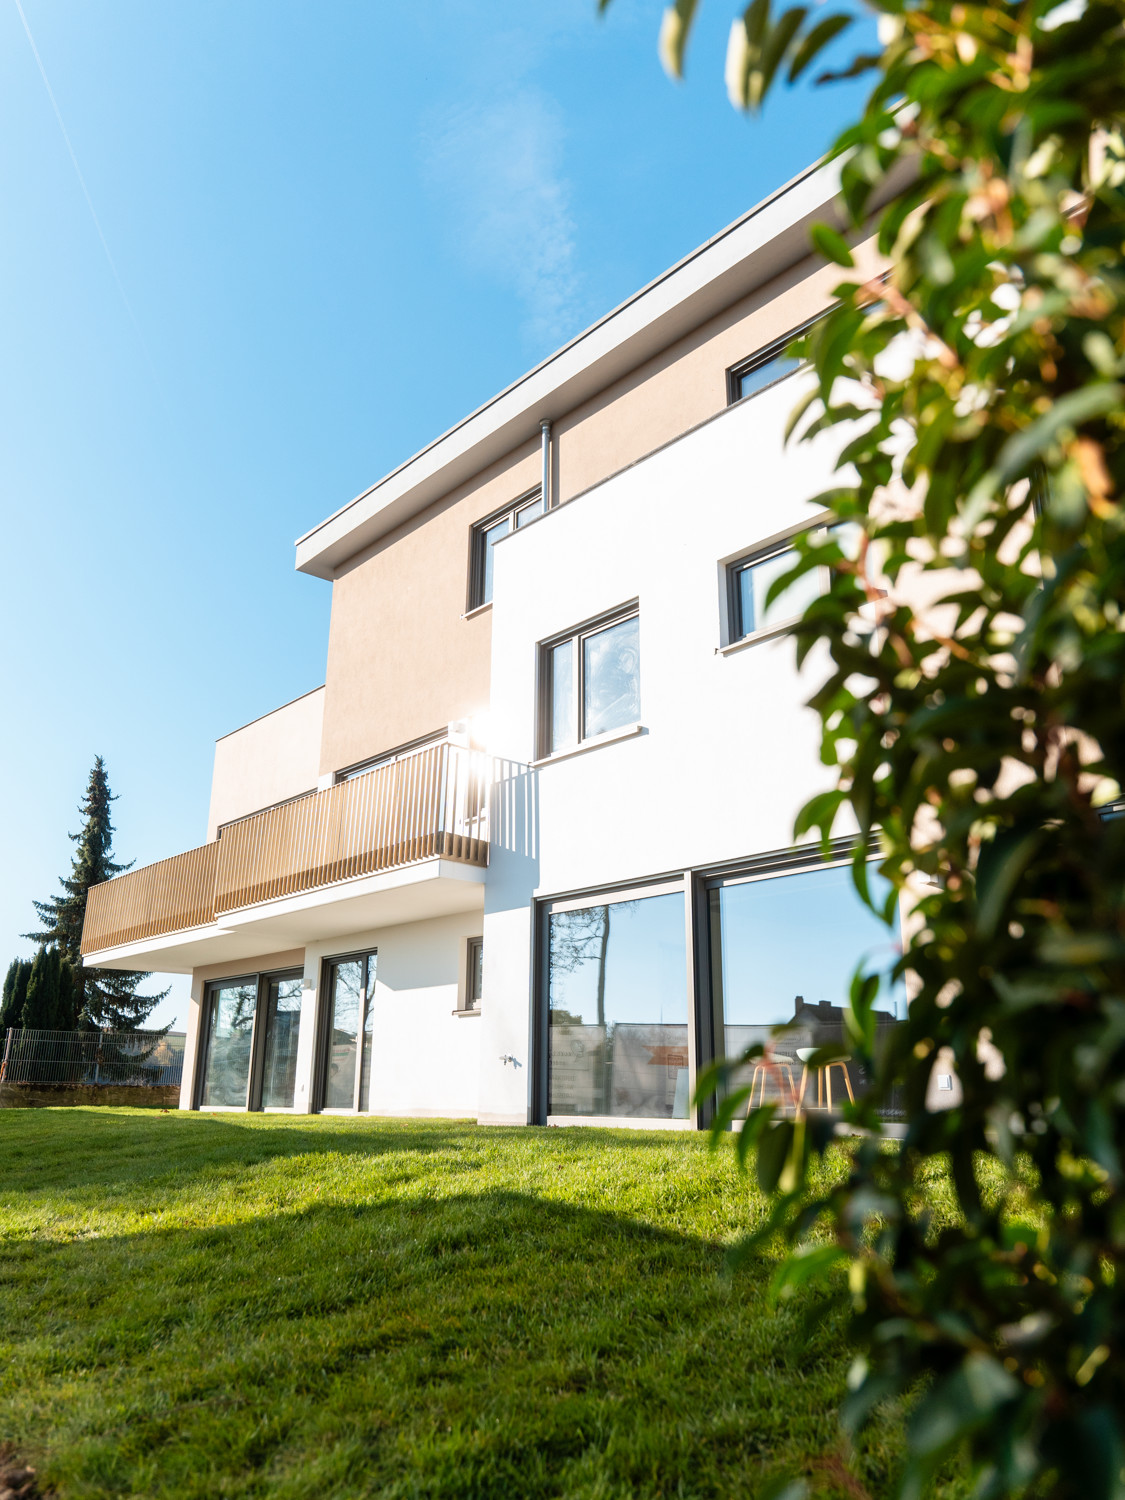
<box><xmin>463</xmin><ymin>937</ymin><xmax>484</xmax><ymax>1013</ymax></box>
<box><xmin>470</xmin><ymin>490</ymin><xmax>545</xmax><ymax>609</ymax></box>
<box><xmin>727</xmin><ymin>314</ymin><xmax>827</xmax><ymax>404</ymax></box>
<box><xmin>728</xmin><ymin>523</ymin><xmax>860</xmax><ymax>644</ymax></box>
<box><xmin>541</xmin><ymin>607</ymin><xmax>640</xmax><ymax>756</ymax></box>
<box><xmin>320</xmin><ymin>951</ymin><xmax>377</xmax><ymax>1111</ymax></box>
<box><xmin>545</xmin><ymin>883</ymin><xmax>689</xmax><ymax>1121</ymax></box>
<box><xmin>707</xmin><ymin>859</ymin><xmax>905</xmax><ymax>1116</ymax></box>
<box><xmin>729</xmin><ymin>540</ymin><xmax>821</xmax><ymax>641</ymax></box>
<box><xmin>197</xmin><ymin>968</ymin><xmax>305</xmax><ymax>1111</ymax></box>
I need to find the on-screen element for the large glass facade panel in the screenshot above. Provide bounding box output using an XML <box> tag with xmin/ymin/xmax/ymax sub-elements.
<box><xmin>548</xmin><ymin>890</ymin><xmax>688</xmax><ymax>1120</ymax></box>
<box><xmin>200</xmin><ymin>981</ymin><xmax>257</xmax><ymax>1107</ymax></box>
<box><xmin>710</xmin><ymin>863</ymin><xmax>904</xmax><ymax>1112</ymax></box>
<box><xmin>261</xmin><ymin>975</ymin><xmax>303</xmax><ymax>1109</ymax></box>
<box><xmin>357</xmin><ymin>958</ymin><xmax>377</xmax><ymax>1111</ymax></box>
<box><xmin>583</xmin><ymin>614</ymin><xmax>640</xmax><ymax>739</ymax></box>
<box><xmin>323</xmin><ymin>959</ymin><xmax>362</xmax><ymax>1108</ymax></box>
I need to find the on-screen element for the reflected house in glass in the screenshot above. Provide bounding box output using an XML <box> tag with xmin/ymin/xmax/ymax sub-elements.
<box><xmin>80</xmin><ymin>155</ymin><xmax>918</xmax><ymax>1131</ymax></box>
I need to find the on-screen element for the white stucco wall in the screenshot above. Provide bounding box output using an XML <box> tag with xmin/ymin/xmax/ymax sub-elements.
<box><xmin>302</xmin><ymin>910</ymin><xmax>482</xmax><ymax>1119</ymax></box>
<box><xmin>479</xmin><ymin>378</ymin><xmax>851</xmax><ymax>1124</ymax></box>
<box><xmin>207</xmin><ymin>686</ymin><xmax>326</xmax><ymax>840</ymax></box>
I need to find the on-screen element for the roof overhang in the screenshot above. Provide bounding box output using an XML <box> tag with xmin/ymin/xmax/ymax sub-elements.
<box><xmin>294</xmin><ymin>156</ymin><xmax>850</xmax><ymax>580</ymax></box>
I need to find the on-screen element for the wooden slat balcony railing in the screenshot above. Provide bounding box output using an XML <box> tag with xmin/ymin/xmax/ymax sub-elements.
<box><xmin>81</xmin><ymin>742</ymin><xmax>488</xmax><ymax>957</ymax></box>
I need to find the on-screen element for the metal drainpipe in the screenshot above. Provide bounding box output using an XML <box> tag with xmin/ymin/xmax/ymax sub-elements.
<box><xmin>540</xmin><ymin>419</ymin><xmax>552</xmax><ymax>509</ymax></box>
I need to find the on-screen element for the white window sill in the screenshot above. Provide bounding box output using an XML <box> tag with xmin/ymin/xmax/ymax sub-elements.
<box><xmin>717</xmin><ymin>620</ymin><xmax>798</xmax><ymax>656</ymax></box>
<box><xmin>532</xmin><ymin>722</ymin><xmax>644</xmax><ymax>767</ymax></box>
<box><xmin>462</xmin><ymin>601</ymin><xmax>493</xmax><ymax>621</ymax></box>
<box><xmin>452</xmin><ymin>1007</ymin><xmax>482</xmax><ymax>1017</ymax></box>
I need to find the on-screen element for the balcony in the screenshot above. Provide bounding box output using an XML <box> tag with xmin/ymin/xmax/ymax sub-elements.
<box><xmin>81</xmin><ymin>742</ymin><xmax>489</xmax><ymax>972</ymax></box>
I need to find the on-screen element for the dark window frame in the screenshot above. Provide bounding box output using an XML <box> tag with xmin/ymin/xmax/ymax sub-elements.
<box><xmin>726</xmin><ymin>312</ymin><xmax>825</xmax><ymax>406</ymax></box>
<box><xmin>195</xmin><ymin>966</ymin><xmax>303</xmax><ymax>1112</ymax></box>
<box><xmin>462</xmin><ymin>936</ymin><xmax>484</xmax><ymax>1013</ymax></box>
<box><xmin>468</xmin><ymin>487</ymin><xmax>545</xmax><ymax>611</ymax></box>
<box><xmin>317</xmin><ymin>948</ymin><xmax>378</xmax><ymax>1113</ymax></box>
<box><xmin>536</xmin><ymin>601</ymin><xmax>640</xmax><ymax>759</ymax></box>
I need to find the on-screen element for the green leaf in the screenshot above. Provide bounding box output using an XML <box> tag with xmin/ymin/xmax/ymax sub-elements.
<box><xmin>658</xmin><ymin>0</ymin><xmax>701</xmax><ymax>78</ymax></box>
<box><xmin>787</xmin><ymin>12</ymin><xmax>852</xmax><ymax>82</ymax></box>
<box><xmin>975</xmin><ymin>823</ymin><xmax>1043</xmax><ymax>939</ymax></box>
<box><xmin>810</xmin><ymin>222</ymin><xmax>855</xmax><ymax>267</ymax></box>
<box><xmin>756</xmin><ymin>1119</ymin><xmax>794</xmax><ymax>1192</ymax></box>
<box><xmin>994</xmin><ymin>383</ymin><xmax>1124</xmax><ymax>486</ymax></box>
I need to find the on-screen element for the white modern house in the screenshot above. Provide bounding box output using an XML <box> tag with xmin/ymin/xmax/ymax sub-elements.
<box><xmin>80</xmin><ymin>158</ymin><xmax>906</xmax><ymax>1129</ymax></box>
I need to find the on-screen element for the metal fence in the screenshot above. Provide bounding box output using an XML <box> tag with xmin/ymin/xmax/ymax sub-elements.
<box><xmin>0</xmin><ymin>1028</ymin><xmax>186</xmax><ymax>1088</ymax></box>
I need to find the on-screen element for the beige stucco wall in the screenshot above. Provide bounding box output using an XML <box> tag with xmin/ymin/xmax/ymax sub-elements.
<box><xmin>318</xmin><ymin>443</ymin><xmax>540</xmax><ymax>776</ymax></box>
<box><xmin>207</xmin><ymin>687</ymin><xmax>325</xmax><ymax>839</ymax></box>
<box><xmin>318</xmin><ymin>238</ymin><xmax>883</xmax><ymax>778</ymax></box>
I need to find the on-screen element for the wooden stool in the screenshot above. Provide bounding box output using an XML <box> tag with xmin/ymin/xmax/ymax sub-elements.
<box><xmin>796</xmin><ymin>1051</ymin><xmax>855</xmax><ymax>1111</ymax></box>
<box><xmin>748</xmin><ymin>1055</ymin><xmax>798</xmax><ymax>1111</ymax></box>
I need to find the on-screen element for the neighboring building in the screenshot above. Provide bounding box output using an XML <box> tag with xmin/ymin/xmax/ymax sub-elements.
<box><xmin>80</xmin><ymin>158</ymin><xmax>907</xmax><ymax>1129</ymax></box>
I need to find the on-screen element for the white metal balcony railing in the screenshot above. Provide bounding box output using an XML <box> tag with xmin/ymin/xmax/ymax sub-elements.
<box><xmin>81</xmin><ymin>741</ymin><xmax>488</xmax><ymax>956</ymax></box>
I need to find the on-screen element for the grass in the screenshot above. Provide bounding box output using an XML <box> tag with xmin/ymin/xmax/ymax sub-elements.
<box><xmin>0</xmin><ymin>1110</ymin><xmax>962</xmax><ymax>1499</ymax></box>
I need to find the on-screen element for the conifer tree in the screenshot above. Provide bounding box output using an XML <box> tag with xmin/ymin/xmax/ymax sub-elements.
<box><xmin>21</xmin><ymin>947</ymin><xmax>78</xmax><ymax>1030</ymax></box>
<box><xmin>0</xmin><ymin>959</ymin><xmax>32</xmax><ymax>1034</ymax></box>
<box><xmin>25</xmin><ymin>758</ymin><xmax>168</xmax><ymax>1031</ymax></box>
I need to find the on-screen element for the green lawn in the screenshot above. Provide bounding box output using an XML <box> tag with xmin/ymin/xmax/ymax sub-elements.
<box><xmin>0</xmin><ymin>1110</ymin><xmax>957</xmax><ymax>1499</ymax></box>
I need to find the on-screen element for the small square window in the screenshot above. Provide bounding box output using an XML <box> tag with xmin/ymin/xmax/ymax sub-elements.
<box><xmin>727</xmin><ymin>523</ymin><xmax>859</xmax><ymax>644</ymax></box>
<box><xmin>469</xmin><ymin>490</ymin><xmax>545</xmax><ymax>609</ymax></box>
<box><xmin>540</xmin><ymin>608</ymin><xmax>640</xmax><ymax>756</ymax></box>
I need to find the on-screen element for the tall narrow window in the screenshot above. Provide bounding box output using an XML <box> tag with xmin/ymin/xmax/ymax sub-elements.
<box><xmin>470</xmin><ymin>490</ymin><xmax>544</xmax><ymax>609</ymax></box>
<box><xmin>321</xmin><ymin>952</ymin><xmax>377</xmax><ymax>1111</ymax></box>
<box><xmin>541</xmin><ymin>607</ymin><xmax>640</xmax><ymax>756</ymax></box>
<box><xmin>199</xmin><ymin>979</ymin><xmax>257</xmax><ymax>1108</ymax></box>
<box><xmin>465</xmin><ymin>937</ymin><xmax>484</xmax><ymax>1012</ymax></box>
<box><xmin>260</xmin><ymin>974</ymin><xmax>304</xmax><ymax>1109</ymax></box>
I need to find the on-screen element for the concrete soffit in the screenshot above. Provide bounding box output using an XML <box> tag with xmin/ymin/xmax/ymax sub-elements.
<box><xmin>293</xmin><ymin>157</ymin><xmax>848</xmax><ymax>581</ymax></box>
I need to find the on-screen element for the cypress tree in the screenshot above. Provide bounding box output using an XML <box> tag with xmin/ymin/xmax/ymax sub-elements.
<box><xmin>0</xmin><ymin>959</ymin><xmax>32</xmax><ymax>1034</ymax></box>
<box><xmin>25</xmin><ymin>758</ymin><xmax>168</xmax><ymax>1031</ymax></box>
<box><xmin>21</xmin><ymin>947</ymin><xmax>78</xmax><ymax>1030</ymax></box>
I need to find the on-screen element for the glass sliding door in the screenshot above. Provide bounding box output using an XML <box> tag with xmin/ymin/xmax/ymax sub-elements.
<box><xmin>708</xmin><ymin>861</ymin><xmax>905</xmax><ymax>1114</ymax></box>
<box><xmin>321</xmin><ymin>952</ymin><xmax>377</xmax><ymax>1111</ymax></box>
<box><xmin>260</xmin><ymin>973</ymin><xmax>304</xmax><ymax>1109</ymax></box>
<box><xmin>546</xmin><ymin>885</ymin><xmax>689</xmax><ymax>1121</ymax></box>
<box><xmin>200</xmin><ymin>979</ymin><xmax>257</xmax><ymax>1107</ymax></box>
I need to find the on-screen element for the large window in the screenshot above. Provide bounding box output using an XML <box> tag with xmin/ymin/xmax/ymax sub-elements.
<box><xmin>541</xmin><ymin>607</ymin><xmax>640</xmax><ymax>756</ymax></box>
<box><xmin>708</xmin><ymin>860</ymin><xmax>904</xmax><ymax>1113</ymax></box>
<box><xmin>321</xmin><ymin>951</ymin><xmax>377</xmax><ymax>1111</ymax></box>
<box><xmin>470</xmin><ymin>490</ymin><xmax>545</xmax><ymax>609</ymax></box>
<box><xmin>546</xmin><ymin>884</ymin><xmax>689</xmax><ymax>1121</ymax></box>
<box><xmin>198</xmin><ymin>968</ymin><xmax>305</xmax><ymax>1110</ymax></box>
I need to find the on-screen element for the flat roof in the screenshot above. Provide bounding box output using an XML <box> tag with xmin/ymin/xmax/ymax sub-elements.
<box><xmin>295</xmin><ymin>155</ymin><xmax>843</xmax><ymax>580</ymax></box>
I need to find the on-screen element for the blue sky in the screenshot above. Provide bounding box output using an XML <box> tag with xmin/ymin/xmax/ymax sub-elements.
<box><xmin>0</xmin><ymin>0</ymin><xmax>872</xmax><ymax>1029</ymax></box>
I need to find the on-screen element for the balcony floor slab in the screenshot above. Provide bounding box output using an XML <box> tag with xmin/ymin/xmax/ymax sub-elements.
<box><xmin>83</xmin><ymin>858</ymin><xmax>486</xmax><ymax>974</ymax></box>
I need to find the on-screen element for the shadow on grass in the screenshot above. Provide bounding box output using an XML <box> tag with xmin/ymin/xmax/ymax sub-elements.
<box><xmin>0</xmin><ymin>1180</ymin><xmax>894</xmax><ymax>1500</ymax></box>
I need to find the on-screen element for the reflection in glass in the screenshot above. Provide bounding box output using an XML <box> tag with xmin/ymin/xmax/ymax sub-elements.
<box><xmin>709</xmin><ymin>863</ymin><xmax>905</xmax><ymax>1114</ymax></box>
<box><xmin>515</xmin><ymin>495</ymin><xmax>544</xmax><ymax>528</ymax></box>
<box><xmin>358</xmin><ymin>957</ymin><xmax>377</xmax><ymax>1111</ymax></box>
<box><xmin>550</xmin><ymin>639</ymin><xmax>576</xmax><ymax>752</ymax></box>
<box><xmin>736</xmin><ymin>546</ymin><xmax>821</xmax><ymax>637</ymax></box>
<box><xmin>479</xmin><ymin>516</ymin><xmax>510</xmax><ymax>607</ymax></box>
<box><xmin>735</xmin><ymin>353</ymin><xmax>800</xmax><ymax>400</ymax></box>
<box><xmin>324</xmin><ymin>960</ymin><xmax>362</xmax><ymax>1108</ymax></box>
<box><xmin>200</xmin><ymin>981</ymin><xmax>257</xmax><ymax>1107</ymax></box>
<box><xmin>261</xmin><ymin>975</ymin><xmax>303</xmax><ymax>1109</ymax></box>
<box><xmin>583</xmin><ymin>614</ymin><xmax>640</xmax><ymax>739</ymax></box>
<box><xmin>548</xmin><ymin>891</ymin><xmax>688</xmax><ymax>1120</ymax></box>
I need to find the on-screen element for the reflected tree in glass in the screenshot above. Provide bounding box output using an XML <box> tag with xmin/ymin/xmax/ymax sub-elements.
<box><xmin>261</xmin><ymin>976</ymin><xmax>303</xmax><ymax>1109</ymax></box>
<box><xmin>200</xmin><ymin>982</ymin><xmax>257</xmax><ymax>1108</ymax></box>
<box><xmin>324</xmin><ymin>960</ymin><xmax>362</xmax><ymax>1108</ymax></box>
<box><xmin>583</xmin><ymin>615</ymin><xmax>640</xmax><ymax>738</ymax></box>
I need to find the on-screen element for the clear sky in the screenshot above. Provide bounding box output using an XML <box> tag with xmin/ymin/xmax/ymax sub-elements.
<box><xmin>0</xmin><ymin>0</ymin><xmax>872</xmax><ymax>1030</ymax></box>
